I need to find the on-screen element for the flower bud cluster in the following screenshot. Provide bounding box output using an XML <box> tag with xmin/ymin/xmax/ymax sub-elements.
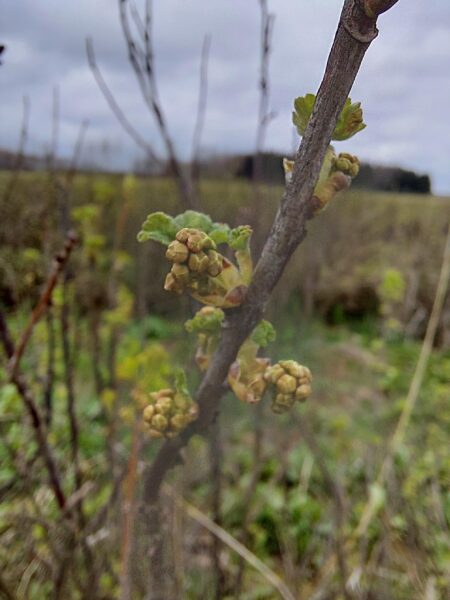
<box><xmin>264</xmin><ymin>360</ymin><xmax>312</xmax><ymax>414</ymax></box>
<box><xmin>142</xmin><ymin>388</ymin><xmax>198</xmax><ymax>438</ymax></box>
<box><xmin>164</xmin><ymin>228</ymin><xmax>223</xmax><ymax>294</ymax></box>
<box><xmin>334</xmin><ymin>153</ymin><xmax>360</xmax><ymax>178</ymax></box>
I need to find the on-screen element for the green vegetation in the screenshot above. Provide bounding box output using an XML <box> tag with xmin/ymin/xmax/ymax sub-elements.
<box><xmin>0</xmin><ymin>171</ymin><xmax>449</xmax><ymax>598</ymax></box>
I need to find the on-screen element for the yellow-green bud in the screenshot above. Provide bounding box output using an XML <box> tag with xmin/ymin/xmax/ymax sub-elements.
<box><xmin>206</xmin><ymin>250</ymin><xmax>223</xmax><ymax>277</ymax></box>
<box><xmin>166</xmin><ymin>240</ymin><xmax>189</xmax><ymax>263</ymax></box>
<box><xmin>188</xmin><ymin>251</ymin><xmax>210</xmax><ymax>273</ymax></box>
<box><xmin>277</xmin><ymin>374</ymin><xmax>297</xmax><ymax>394</ymax></box>
<box><xmin>143</xmin><ymin>405</ymin><xmax>155</xmax><ymax>422</ymax></box>
<box><xmin>171</xmin><ymin>263</ymin><xmax>190</xmax><ymax>284</ymax></box>
<box><xmin>265</xmin><ymin>360</ymin><xmax>313</xmax><ymax>413</ymax></box>
<box><xmin>152</xmin><ymin>414</ymin><xmax>168</xmax><ymax>431</ymax></box>
<box><xmin>164</xmin><ymin>272</ymin><xmax>184</xmax><ymax>294</ymax></box>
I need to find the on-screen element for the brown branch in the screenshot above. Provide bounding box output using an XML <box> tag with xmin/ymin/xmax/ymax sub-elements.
<box><xmin>86</xmin><ymin>36</ymin><xmax>161</xmax><ymax>165</ymax></box>
<box><xmin>0</xmin><ymin>311</ymin><xmax>67</xmax><ymax>510</ymax></box>
<box><xmin>142</xmin><ymin>0</ymin><xmax>398</xmax><ymax>504</ymax></box>
<box><xmin>118</xmin><ymin>0</ymin><xmax>198</xmax><ymax>209</ymax></box>
<box><xmin>8</xmin><ymin>231</ymin><xmax>78</xmax><ymax>378</ymax></box>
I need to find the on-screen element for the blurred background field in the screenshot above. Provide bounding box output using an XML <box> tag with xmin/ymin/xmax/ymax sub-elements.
<box><xmin>1</xmin><ymin>169</ymin><xmax>449</xmax><ymax>599</ymax></box>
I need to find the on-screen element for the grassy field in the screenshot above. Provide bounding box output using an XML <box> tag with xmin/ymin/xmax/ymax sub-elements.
<box><xmin>0</xmin><ymin>171</ymin><xmax>449</xmax><ymax>598</ymax></box>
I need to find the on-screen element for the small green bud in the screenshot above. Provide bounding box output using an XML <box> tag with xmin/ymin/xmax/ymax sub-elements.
<box><xmin>164</xmin><ymin>272</ymin><xmax>184</xmax><ymax>294</ymax></box>
<box><xmin>155</xmin><ymin>397</ymin><xmax>172</xmax><ymax>415</ymax></box>
<box><xmin>264</xmin><ymin>364</ymin><xmax>285</xmax><ymax>384</ymax></box>
<box><xmin>265</xmin><ymin>360</ymin><xmax>313</xmax><ymax>414</ymax></box>
<box><xmin>188</xmin><ymin>251</ymin><xmax>210</xmax><ymax>273</ymax></box>
<box><xmin>295</xmin><ymin>384</ymin><xmax>312</xmax><ymax>402</ymax></box>
<box><xmin>277</xmin><ymin>374</ymin><xmax>297</xmax><ymax>394</ymax></box>
<box><xmin>143</xmin><ymin>405</ymin><xmax>155</xmax><ymax>422</ymax></box>
<box><xmin>206</xmin><ymin>250</ymin><xmax>223</xmax><ymax>277</ymax></box>
<box><xmin>171</xmin><ymin>263</ymin><xmax>190</xmax><ymax>284</ymax></box>
<box><xmin>152</xmin><ymin>414</ymin><xmax>168</xmax><ymax>431</ymax></box>
<box><xmin>166</xmin><ymin>240</ymin><xmax>189</xmax><ymax>263</ymax></box>
<box><xmin>334</xmin><ymin>153</ymin><xmax>360</xmax><ymax>178</ymax></box>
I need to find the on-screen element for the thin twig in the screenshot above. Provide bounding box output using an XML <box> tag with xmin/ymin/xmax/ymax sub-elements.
<box><xmin>8</xmin><ymin>231</ymin><xmax>78</xmax><ymax>378</ymax></box>
<box><xmin>0</xmin><ymin>311</ymin><xmax>67</xmax><ymax>510</ymax></box>
<box><xmin>118</xmin><ymin>0</ymin><xmax>197</xmax><ymax>208</ymax></box>
<box><xmin>163</xmin><ymin>484</ymin><xmax>296</xmax><ymax>600</ymax></box>
<box><xmin>190</xmin><ymin>34</ymin><xmax>211</xmax><ymax>186</ymax></box>
<box><xmin>86</xmin><ymin>36</ymin><xmax>161</xmax><ymax>165</ymax></box>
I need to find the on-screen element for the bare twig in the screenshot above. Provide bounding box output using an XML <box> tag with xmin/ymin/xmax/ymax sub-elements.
<box><xmin>0</xmin><ymin>311</ymin><xmax>67</xmax><ymax>510</ymax></box>
<box><xmin>253</xmin><ymin>0</ymin><xmax>275</xmax><ymax>184</ymax></box>
<box><xmin>86</xmin><ymin>36</ymin><xmax>161</xmax><ymax>165</ymax></box>
<box><xmin>8</xmin><ymin>231</ymin><xmax>78</xmax><ymax>378</ymax></box>
<box><xmin>118</xmin><ymin>0</ymin><xmax>197</xmax><ymax>208</ymax></box>
<box><xmin>190</xmin><ymin>34</ymin><xmax>211</xmax><ymax>186</ymax></box>
<box><xmin>142</xmin><ymin>0</ymin><xmax>397</xmax><ymax>505</ymax></box>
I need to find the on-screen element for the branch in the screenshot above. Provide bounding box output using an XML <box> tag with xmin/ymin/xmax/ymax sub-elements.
<box><xmin>363</xmin><ymin>0</ymin><xmax>399</xmax><ymax>17</ymax></box>
<box><xmin>142</xmin><ymin>0</ymin><xmax>399</xmax><ymax>504</ymax></box>
<box><xmin>118</xmin><ymin>0</ymin><xmax>198</xmax><ymax>209</ymax></box>
<box><xmin>8</xmin><ymin>231</ymin><xmax>78</xmax><ymax>378</ymax></box>
<box><xmin>0</xmin><ymin>311</ymin><xmax>67</xmax><ymax>510</ymax></box>
<box><xmin>86</xmin><ymin>36</ymin><xmax>161</xmax><ymax>165</ymax></box>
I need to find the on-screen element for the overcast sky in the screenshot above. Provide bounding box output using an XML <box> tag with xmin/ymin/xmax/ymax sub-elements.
<box><xmin>2</xmin><ymin>0</ymin><xmax>450</xmax><ymax>193</ymax></box>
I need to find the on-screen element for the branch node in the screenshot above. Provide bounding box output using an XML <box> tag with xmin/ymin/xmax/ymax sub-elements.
<box><xmin>342</xmin><ymin>1</ymin><xmax>379</xmax><ymax>44</ymax></box>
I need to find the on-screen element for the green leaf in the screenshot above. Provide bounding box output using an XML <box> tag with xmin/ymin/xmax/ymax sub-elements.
<box><xmin>292</xmin><ymin>93</ymin><xmax>316</xmax><ymax>136</ymax></box>
<box><xmin>185</xmin><ymin>307</ymin><xmax>225</xmax><ymax>334</ymax></box>
<box><xmin>209</xmin><ymin>222</ymin><xmax>231</xmax><ymax>245</ymax></box>
<box><xmin>229</xmin><ymin>225</ymin><xmax>252</xmax><ymax>251</ymax></box>
<box><xmin>173</xmin><ymin>210</ymin><xmax>213</xmax><ymax>232</ymax></box>
<box><xmin>251</xmin><ymin>320</ymin><xmax>276</xmax><ymax>348</ymax></box>
<box><xmin>333</xmin><ymin>98</ymin><xmax>366</xmax><ymax>141</ymax></box>
<box><xmin>293</xmin><ymin>94</ymin><xmax>366</xmax><ymax>141</ymax></box>
<box><xmin>137</xmin><ymin>212</ymin><xmax>178</xmax><ymax>245</ymax></box>
<box><xmin>174</xmin><ymin>368</ymin><xmax>189</xmax><ymax>395</ymax></box>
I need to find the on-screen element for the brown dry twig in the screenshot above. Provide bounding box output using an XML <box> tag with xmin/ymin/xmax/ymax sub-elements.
<box><xmin>8</xmin><ymin>231</ymin><xmax>78</xmax><ymax>378</ymax></box>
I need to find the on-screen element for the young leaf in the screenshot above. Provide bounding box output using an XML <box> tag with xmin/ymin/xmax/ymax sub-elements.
<box><xmin>251</xmin><ymin>320</ymin><xmax>276</xmax><ymax>348</ymax></box>
<box><xmin>173</xmin><ymin>210</ymin><xmax>213</xmax><ymax>232</ymax></box>
<box><xmin>293</xmin><ymin>94</ymin><xmax>366</xmax><ymax>141</ymax></box>
<box><xmin>137</xmin><ymin>212</ymin><xmax>178</xmax><ymax>245</ymax></box>
<box><xmin>229</xmin><ymin>225</ymin><xmax>252</xmax><ymax>251</ymax></box>
<box><xmin>333</xmin><ymin>98</ymin><xmax>366</xmax><ymax>141</ymax></box>
<box><xmin>209</xmin><ymin>222</ymin><xmax>231</xmax><ymax>245</ymax></box>
<box><xmin>292</xmin><ymin>93</ymin><xmax>316</xmax><ymax>137</ymax></box>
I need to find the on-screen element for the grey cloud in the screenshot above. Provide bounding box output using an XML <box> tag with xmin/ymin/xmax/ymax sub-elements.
<box><xmin>1</xmin><ymin>0</ymin><xmax>450</xmax><ymax>193</ymax></box>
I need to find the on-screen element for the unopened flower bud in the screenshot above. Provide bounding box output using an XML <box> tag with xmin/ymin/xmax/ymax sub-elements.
<box><xmin>166</xmin><ymin>240</ymin><xmax>189</xmax><ymax>263</ymax></box>
<box><xmin>188</xmin><ymin>251</ymin><xmax>209</xmax><ymax>273</ymax></box>
<box><xmin>264</xmin><ymin>360</ymin><xmax>313</xmax><ymax>414</ymax></box>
